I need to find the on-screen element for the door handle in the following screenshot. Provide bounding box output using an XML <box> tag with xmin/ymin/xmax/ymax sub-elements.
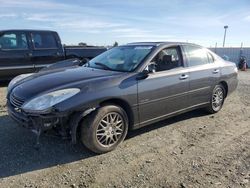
<box><xmin>213</xmin><ymin>69</ymin><xmax>220</xmax><ymax>74</ymax></box>
<box><xmin>54</xmin><ymin>52</ymin><xmax>60</xmax><ymax>56</ymax></box>
<box><xmin>26</xmin><ymin>52</ymin><xmax>32</xmax><ymax>57</ymax></box>
<box><xmin>179</xmin><ymin>74</ymin><xmax>189</xmax><ymax>80</ymax></box>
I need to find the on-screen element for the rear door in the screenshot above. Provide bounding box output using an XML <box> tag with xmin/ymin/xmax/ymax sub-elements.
<box><xmin>137</xmin><ymin>46</ymin><xmax>190</xmax><ymax>126</ymax></box>
<box><xmin>0</xmin><ymin>31</ymin><xmax>33</xmax><ymax>79</ymax></box>
<box><xmin>182</xmin><ymin>45</ymin><xmax>220</xmax><ymax>106</ymax></box>
<box><xmin>30</xmin><ymin>31</ymin><xmax>64</xmax><ymax>71</ymax></box>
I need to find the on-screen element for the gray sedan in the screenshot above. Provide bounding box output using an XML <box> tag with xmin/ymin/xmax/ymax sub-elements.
<box><xmin>7</xmin><ymin>42</ymin><xmax>238</xmax><ymax>153</ymax></box>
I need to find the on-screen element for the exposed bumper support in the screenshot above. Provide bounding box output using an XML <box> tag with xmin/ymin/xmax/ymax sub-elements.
<box><xmin>7</xmin><ymin>101</ymin><xmax>97</xmax><ymax>145</ymax></box>
<box><xmin>7</xmin><ymin>101</ymin><xmax>68</xmax><ymax>146</ymax></box>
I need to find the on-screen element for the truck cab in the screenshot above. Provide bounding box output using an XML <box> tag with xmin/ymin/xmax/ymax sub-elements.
<box><xmin>0</xmin><ymin>29</ymin><xmax>107</xmax><ymax>80</ymax></box>
<box><xmin>0</xmin><ymin>30</ymin><xmax>65</xmax><ymax>80</ymax></box>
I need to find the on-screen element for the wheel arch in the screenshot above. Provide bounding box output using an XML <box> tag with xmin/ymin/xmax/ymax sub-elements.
<box><xmin>70</xmin><ymin>97</ymin><xmax>134</xmax><ymax>144</ymax></box>
<box><xmin>219</xmin><ymin>81</ymin><xmax>228</xmax><ymax>98</ymax></box>
<box><xmin>99</xmin><ymin>98</ymin><xmax>134</xmax><ymax>130</ymax></box>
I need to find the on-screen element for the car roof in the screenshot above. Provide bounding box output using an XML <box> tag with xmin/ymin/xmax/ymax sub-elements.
<box><xmin>126</xmin><ymin>41</ymin><xmax>202</xmax><ymax>47</ymax></box>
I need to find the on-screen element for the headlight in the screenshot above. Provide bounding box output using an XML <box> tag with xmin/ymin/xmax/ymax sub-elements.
<box><xmin>22</xmin><ymin>88</ymin><xmax>80</xmax><ymax>112</ymax></box>
<box><xmin>8</xmin><ymin>73</ymin><xmax>34</xmax><ymax>92</ymax></box>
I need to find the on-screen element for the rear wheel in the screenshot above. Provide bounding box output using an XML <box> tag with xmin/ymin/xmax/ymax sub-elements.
<box><xmin>206</xmin><ymin>84</ymin><xmax>225</xmax><ymax>113</ymax></box>
<box><xmin>81</xmin><ymin>105</ymin><xmax>128</xmax><ymax>154</ymax></box>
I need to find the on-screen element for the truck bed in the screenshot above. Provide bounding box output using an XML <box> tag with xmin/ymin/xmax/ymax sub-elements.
<box><xmin>64</xmin><ymin>46</ymin><xmax>107</xmax><ymax>60</ymax></box>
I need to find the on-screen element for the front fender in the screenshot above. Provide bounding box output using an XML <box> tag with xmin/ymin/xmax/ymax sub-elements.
<box><xmin>69</xmin><ymin>107</ymin><xmax>97</xmax><ymax>144</ymax></box>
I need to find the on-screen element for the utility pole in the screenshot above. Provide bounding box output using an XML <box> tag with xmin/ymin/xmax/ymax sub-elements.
<box><xmin>223</xmin><ymin>25</ymin><xmax>228</xmax><ymax>47</ymax></box>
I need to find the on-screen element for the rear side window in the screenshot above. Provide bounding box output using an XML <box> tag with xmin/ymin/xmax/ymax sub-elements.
<box><xmin>0</xmin><ymin>32</ymin><xmax>28</xmax><ymax>50</ymax></box>
<box><xmin>32</xmin><ymin>32</ymin><xmax>58</xmax><ymax>49</ymax></box>
<box><xmin>183</xmin><ymin>45</ymin><xmax>209</xmax><ymax>66</ymax></box>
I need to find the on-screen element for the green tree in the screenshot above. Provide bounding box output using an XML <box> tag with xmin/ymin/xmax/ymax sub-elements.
<box><xmin>78</xmin><ymin>42</ymin><xmax>87</xmax><ymax>46</ymax></box>
<box><xmin>113</xmin><ymin>41</ymin><xmax>118</xmax><ymax>47</ymax></box>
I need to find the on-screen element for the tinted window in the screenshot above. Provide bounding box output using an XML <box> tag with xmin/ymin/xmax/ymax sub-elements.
<box><xmin>32</xmin><ymin>32</ymin><xmax>58</xmax><ymax>49</ymax></box>
<box><xmin>0</xmin><ymin>33</ymin><xmax>28</xmax><ymax>50</ymax></box>
<box><xmin>183</xmin><ymin>45</ymin><xmax>209</xmax><ymax>66</ymax></box>
<box><xmin>153</xmin><ymin>47</ymin><xmax>182</xmax><ymax>72</ymax></box>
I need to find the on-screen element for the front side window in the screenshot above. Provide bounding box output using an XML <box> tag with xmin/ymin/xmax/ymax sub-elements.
<box><xmin>87</xmin><ymin>45</ymin><xmax>154</xmax><ymax>72</ymax></box>
<box><xmin>0</xmin><ymin>33</ymin><xmax>28</xmax><ymax>50</ymax></box>
<box><xmin>183</xmin><ymin>45</ymin><xmax>209</xmax><ymax>66</ymax></box>
<box><xmin>152</xmin><ymin>47</ymin><xmax>182</xmax><ymax>72</ymax></box>
<box><xmin>32</xmin><ymin>32</ymin><xmax>58</xmax><ymax>49</ymax></box>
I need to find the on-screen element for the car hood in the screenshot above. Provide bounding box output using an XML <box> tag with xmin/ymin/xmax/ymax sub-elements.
<box><xmin>12</xmin><ymin>67</ymin><xmax>124</xmax><ymax>100</ymax></box>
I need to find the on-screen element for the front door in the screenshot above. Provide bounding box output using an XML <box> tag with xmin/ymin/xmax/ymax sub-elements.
<box><xmin>137</xmin><ymin>46</ymin><xmax>190</xmax><ymax>126</ymax></box>
<box><xmin>0</xmin><ymin>31</ymin><xmax>33</xmax><ymax>79</ymax></box>
<box><xmin>30</xmin><ymin>31</ymin><xmax>64</xmax><ymax>71</ymax></box>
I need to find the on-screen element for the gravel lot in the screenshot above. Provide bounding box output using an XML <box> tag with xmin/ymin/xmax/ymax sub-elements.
<box><xmin>0</xmin><ymin>72</ymin><xmax>249</xmax><ymax>188</ymax></box>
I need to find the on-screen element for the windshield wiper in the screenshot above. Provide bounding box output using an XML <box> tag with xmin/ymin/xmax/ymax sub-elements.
<box><xmin>94</xmin><ymin>62</ymin><xmax>114</xmax><ymax>71</ymax></box>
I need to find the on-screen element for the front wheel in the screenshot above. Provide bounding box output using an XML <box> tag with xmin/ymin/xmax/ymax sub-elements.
<box><xmin>205</xmin><ymin>84</ymin><xmax>225</xmax><ymax>113</ymax></box>
<box><xmin>80</xmin><ymin>105</ymin><xmax>128</xmax><ymax>154</ymax></box>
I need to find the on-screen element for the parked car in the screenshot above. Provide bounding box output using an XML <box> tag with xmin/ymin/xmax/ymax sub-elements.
<box><xmin>7</xmin><ymin>42</ymin><xmax>238</xmax><ymax>153</ymax></box>
<box><xmin>0</xmin><ymin>29</ymin><xmax>106</xmax><ymax>80</ymax></box>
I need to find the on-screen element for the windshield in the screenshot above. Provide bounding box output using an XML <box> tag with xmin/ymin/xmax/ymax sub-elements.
<box><xmin>86</xmin><ymin>45</ymin><xmax>154</xmax><ymax>72</ymax></box>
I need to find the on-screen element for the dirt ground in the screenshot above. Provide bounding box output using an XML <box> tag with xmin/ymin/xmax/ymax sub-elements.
<box><xmin>0</xmin><ymin>72</ymin><xmax>249</xmax><ymax>188</ymax></box>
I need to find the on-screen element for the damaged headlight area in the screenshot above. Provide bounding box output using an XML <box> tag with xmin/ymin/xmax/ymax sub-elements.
<box><xmin>22</xmin><ymin>88</ymin><xmax>80</xmax><ymax>112</ymax></box>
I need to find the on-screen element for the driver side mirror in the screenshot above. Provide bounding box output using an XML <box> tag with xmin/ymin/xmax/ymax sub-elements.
<box><xmin>137</xmin><ymin>62</ymin><xmax>156</xmax><ymax>80</ymax></box>
<box><xmin>79</xmin><ymin>58</ymin><xmax>89</xmax><ymax>66</ymax></box>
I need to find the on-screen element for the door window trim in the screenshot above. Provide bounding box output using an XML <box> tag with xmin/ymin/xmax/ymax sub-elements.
<box><xmin>207</xmin><ymin>51</ymin><xmax>215</xmax><ymax>63</ymax></box>
<box><xmin>146</xmin><ymin>66</ymin><xmax>188</xmax><ymax>78</ymax></box>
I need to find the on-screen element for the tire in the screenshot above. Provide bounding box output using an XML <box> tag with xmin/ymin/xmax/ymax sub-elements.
<box><xmin>80</xmin><ymin>105</ymin><xmax>128</xmax><ymax>154</ymax></box>
<box><xmin>205</xmin><ymin>84</ymin><xmax>226</xmax><ymax>114</ymax></box>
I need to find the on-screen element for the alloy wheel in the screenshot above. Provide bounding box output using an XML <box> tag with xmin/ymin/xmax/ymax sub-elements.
<box><xmin>96</xmin><ymin>112</ymin><xmax>124</xmax><ymax>147</ymax></box>
<box><xmin>212</xmin><ymin>87</ymin><xmax>224</xmax><ymax>111</ymax></box>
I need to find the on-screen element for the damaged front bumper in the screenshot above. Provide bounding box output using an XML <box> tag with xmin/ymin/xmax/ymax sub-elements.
<box><xmin>7</xmin><ymin>99</ymin><xmax>96</xmax><ymax>146</ymax></box>
<box><xmin>7</xmin><ymin>101</ymin><xmax>70</xmax><ymax>146</ymax></box>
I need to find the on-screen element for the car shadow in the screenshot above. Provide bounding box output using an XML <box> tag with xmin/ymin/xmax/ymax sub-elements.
<box><xmin>126</xmin><ymin>109</ymin><xmax>208</xmax><ymax>139</ymax></box>
<box><xmin>0</xmin><ymin>115</ymin><xmax>95</xmax><ymax>178</ymax></box>
<box><xmin>0</xmin><ymin>109</ymin><xmax>208</xmax><ymax>178</ymax></box>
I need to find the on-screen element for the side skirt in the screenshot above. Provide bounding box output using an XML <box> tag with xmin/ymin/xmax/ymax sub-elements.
<box><xmin>132</xmin><ymin>102</ymin><xmax>209</xmax><ymax>130</ymax></box>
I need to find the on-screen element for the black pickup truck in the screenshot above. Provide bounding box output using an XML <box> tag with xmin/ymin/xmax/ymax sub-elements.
<box><xmin>0</xmin><ymin>30</ymin><xmax>107</xmax><ymax>80</ymax></box>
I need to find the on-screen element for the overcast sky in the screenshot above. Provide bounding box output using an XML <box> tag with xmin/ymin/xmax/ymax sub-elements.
<box><xmin>0</xmin><ymin>0</ymin><xmax>250</xmax><ymax>47</ymax></box>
